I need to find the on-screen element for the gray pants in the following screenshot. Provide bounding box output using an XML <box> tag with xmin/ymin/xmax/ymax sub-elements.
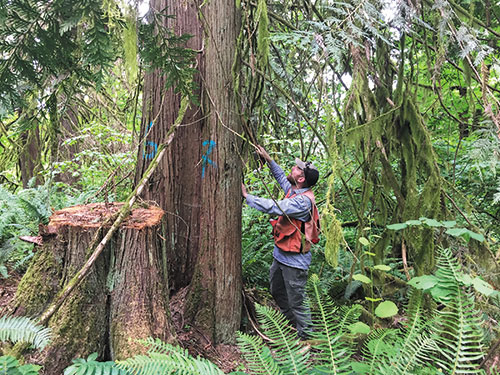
<box><xmin>269</xmin><ymin>259</ymin><xmax>312</xmax><ymax>339</ymax></box>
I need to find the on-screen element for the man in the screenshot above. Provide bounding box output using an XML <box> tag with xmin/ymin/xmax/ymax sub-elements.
<box><xmin>241</xmin><ymin>145</ymin><xmax>320</xmax><ymax>339</ymax></box>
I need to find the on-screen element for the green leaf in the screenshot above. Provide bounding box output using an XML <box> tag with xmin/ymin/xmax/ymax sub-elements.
<box><xmin>407</xmin><ymin>275</ymin><xmax>439</xmax><ymax>290</ymax></box>
<box><xmin>445</xmin><ymin>227</ymin><xmax>469</xmax><ymax>238</ymax></box>
<box><xmin>456</xmin><ymin>272</ymin><xmax>473</xmax><ymax>286</ymax></box>
<box><xmin>364</xmin><ymin>251</ymin><xmax>376</xmax><ymax>256</ymax></box>
<box><xmin>365</xmin><ymin>297</ymin><xmax>382</xmax><ymax>302</ymax></box>
<box><xmin>405</xmin><ymin>219</ymin><xmax>422</xmax><ymax>226</ymax></box>
<box><xmin>429</xmin><ymin>285</ymin><xmax>454</xmax><ymax>302</ymax></box>
<box><xmin>375</xmin><ymin>301</ymin><xmax>398</xmax><ymax>318</ymax></box>
<box><xmin>468</xmin><ymin>230</ymin><xmax>485</xmax><ymax>242</ymax></box>
<box><xmin>349</xmin><ymin>322</ymin><xmax>371</xmax><ymax>334</ymax></box>
<box><xmin>472</xmin><ymin>277</ymin><xmax>495</xmax><ymax>297</ymax></box>
<box><xmin>423</xmin><ymin>218</ymin><xmax>442</xmax><ymax>227</ymax></box>
<box><xmin>76</xmin><ymin>364</ymin><xmax>88</xmax><ymax>375</ymax></box>
<box><xmin>358</xmin><ymin>237</ymin><xmax>370</xmax><ymax>246</ymax></box>
<box><xmin>0</xmin><ymin>265</ymin><xmax>7</xmax><ymax>278</ymax></box>
<box><xmin>353</xmin><ymin>274</ymin><xmax>371</xmax><ymax>284</ymax></box>
<box><xmin>351</xmin><ymin>362</ymin><xmax>370</xmax><ymax>374</ymax></box>
<box><xmin>373</xmin><ymin>265</ymin><xmax>391</xmax><ymax>271</ymax></box>
<box><xmin>441</xmin><ymin>220</ymin><xmax>457</xmax><ymax>228</ymax></box>
<box><xmin>18</xmin><ymin>364</ymin><xmax>42</xmax><ymax>375</ymax></box>
<box><xmin>387</xmin><ymin>223</ymin><xmax>407</xmax><ymax>230</ymax></box>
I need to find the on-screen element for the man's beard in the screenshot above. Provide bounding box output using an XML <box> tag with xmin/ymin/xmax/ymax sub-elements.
<box><xmin>287</xmin><ymin>174</ymin><xmax>297</xmax><ymax>186</ymax></box>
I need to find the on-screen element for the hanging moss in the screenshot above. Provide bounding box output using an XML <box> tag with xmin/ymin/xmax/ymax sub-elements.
<box><xmin>123</xmin><ymin>15</ymin><xmax>138</xmax><ymax>83</ymax></box>
<box><xmin>397</xmin><ymin>97</ymin><xmax>443</xmax><ymax>275</ymax></box>
<box><xmin>256</xmin><ymin>0</ymin><xmax>270</xmax><ymax>71</ymax></box>
<box><xmin>343</xmin><ymin>59</ymin><xmax>445</xmax><ymax>276</ymax></box>
<box><xmin>322</xmin><ymin>105</ymin><xmax>343</xmax><ymax>268</ymax></box>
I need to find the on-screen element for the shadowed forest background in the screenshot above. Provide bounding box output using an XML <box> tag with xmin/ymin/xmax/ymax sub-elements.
<box><xmin>0</xmin><ymin>0</ymin><xmax>500</xmax><ymax>374</ymax></box>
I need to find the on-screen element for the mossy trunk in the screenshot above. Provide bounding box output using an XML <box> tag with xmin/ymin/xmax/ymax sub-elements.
<box><xmin>11</xmin><ymin>203</ymin><xmax>173</xmax><ymax>373</ymax></box>
<box><xmin>110</xmin><ymin>227</ymin><xmax>174</xmax><ymax>359</ymax></box>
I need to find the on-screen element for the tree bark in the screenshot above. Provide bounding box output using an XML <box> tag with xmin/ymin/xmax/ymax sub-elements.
<box><xmin>18</xmin><ymin>123</ymin><xmax>42</xmax><ymax>188</ymax></box>
<box><xmin>184</xmin><ymin>0</ymin><xmax>242</xmax><ymax>343</ymax></box>
<box><xmin>11</xmin><ymin>203</ymin><xmax>173</xmax><ymax>373</ymax></box>
<box><xmin>135</xmin><ymin>0</ymin><xmax>204</xmax><ymax>293</ymax></box>
<box><xmin>135</xmin><ymin>0</ymin><xmax>242</xmax><ymax>343</ymax></box>
<box><xmin>56</xmin><ymin>105</ymin><xmax>80</xmax><ymax>185</ymax></box>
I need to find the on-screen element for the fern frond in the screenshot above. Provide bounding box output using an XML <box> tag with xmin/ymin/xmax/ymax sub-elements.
<box><xmin>254</xmin><ymin>304</ymin><xmax>309</xmax><ymax>375</ymax></box>
<box><xmin>236</xmin><ymin>332</ymin><xmax>281</xmax><ymax>375</ymax></box>
<box><xmin>360</xmin><ymin>328</ymin><xmax>400</xmax><ymax>375</ymax></box>
<box><xmin>432</xmin><ymin>248</ymin><xmax>485</xmax><ymax>374</ymax></box>
<box><xmin>0</xmin><ymin>315</ymin><xmax>51</xmax><ymax>349</ymax></box>
<box><xmin>64</xmin><ymin>352</ymin><xmax>129</xmax><ymax>375</ymax></box>
<box><xmin>335</xmin><ymin>304</ymin><xmax>363</xmax><ymax>334</ymax></box>
<box><xmin>308</xmin><ymin>274</ymin><xmax>356</xmax><ymax>374</ymax></box>
<box><xmin>386</xmin><ymin>290</ymin><xmax>437</xmax><ymax>374</ymax></box>
<box><xmin>116</xmin><ymin>337</ymin><xmax>224</xmax><ymax>375</ymax></box>
<box><xmin>0</xmin><ymin>355</ymin><xmax>41</xmax><ymax>375</ymax></box>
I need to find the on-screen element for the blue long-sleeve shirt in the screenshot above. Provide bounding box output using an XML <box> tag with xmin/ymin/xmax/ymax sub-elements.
<box><xmin>245</xmin><ymin>161</ymin><xmax>313</xmax><ymax>270</ymax></box>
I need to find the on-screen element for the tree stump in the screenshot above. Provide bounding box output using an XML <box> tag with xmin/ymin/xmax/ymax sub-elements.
<box><xmin>11</xmin><ymin>202</ymin><xmax>174</xmax><ymax>373</ymax></box>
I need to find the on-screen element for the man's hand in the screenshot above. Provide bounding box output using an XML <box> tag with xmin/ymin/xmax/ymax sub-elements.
<box><xmin>241</xmin><ymin>183</ymin><xmax>248</xmax><ymax>198</ymax></box>
<box><xmin>255</xmin><ymin>145</ymin><xmax>272</xmax><ymax>163</ymax></box>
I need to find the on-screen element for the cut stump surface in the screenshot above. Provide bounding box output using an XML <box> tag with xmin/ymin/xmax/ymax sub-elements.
<box><xmin>47</xmin><ymin>202</ymin><xmax>164</xmax><ymax>230</ymax></box>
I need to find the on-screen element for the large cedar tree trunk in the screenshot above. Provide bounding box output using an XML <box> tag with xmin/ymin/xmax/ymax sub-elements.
<box><xmin>134</xmin><ymin>0</ymin><xmax>242</xmax><ymax>343</ymax></box>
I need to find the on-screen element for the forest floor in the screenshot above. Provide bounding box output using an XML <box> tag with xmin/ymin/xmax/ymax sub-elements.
<box><xmin>0</xmin><ymin>274</ymin><xmax>243</xmax><ymax>373</ymax></box>
<box><xmin>169</xmin><ymin>287</ymin><xmax>243</xmax><ymax>373</ymax></box>
<box><xmin>0</xmin><ymin>271</ymin><xmax>20</xmax><ymax>314</ymax></box>
<box><xmin>3</xmin><ymin>275</ymin><xmax>500</xmax><ymax>373</ymax></box>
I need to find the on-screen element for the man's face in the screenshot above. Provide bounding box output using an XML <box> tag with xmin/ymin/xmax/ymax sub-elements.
<box><xmin>287</xmin><ymin>165</ymin><xmax>305</xmax><ymax>186</ymax></box>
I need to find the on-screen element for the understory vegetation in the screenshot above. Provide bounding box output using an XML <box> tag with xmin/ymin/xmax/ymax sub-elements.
<box><xmin>1</xmin><ymin>0</ymin><xmax>500</xmax><ymax>373</ymax></box>
<box><xmin>1</xmin><ymin>248</ymin><xmax>498</xmax><ymax>374</ymax></box>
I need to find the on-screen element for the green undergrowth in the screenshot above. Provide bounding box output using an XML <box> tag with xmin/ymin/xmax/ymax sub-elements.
<box><xmin>2</xmin><ymin>247</ymin><xmax>497</xmax><ymax>374</ymax></box>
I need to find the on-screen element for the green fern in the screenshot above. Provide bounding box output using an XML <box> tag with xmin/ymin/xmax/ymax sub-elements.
<box><xmin>432</xmin><ymin>248</ymin><xmax>485</xmax><ymax>374</ymax></box>
<box><xmin>253</xmin><ymin>304</ymin><xmax>309</xmax><ymax>375</ymax></box>
<box><xmin>63</xmin><ymin>353</ymin><xmax>129</xmax><ymax>375</ymax></box>
<box><xmin>0</xmin><ymin>355</ymin><xmax>41</xmax><ymax>375</ymax></box>
<box><xmin>358</xmin><ymin>328</ymin><xmax>399</xmax><ymax>375</ymax></box>
<box><xmin>384</xmin><ymin>290</ymin><xmax>437</xmax><ymax>375</ymax></box>
<box><xmin>116</xmin><ymin>337</ymin><xmax>224</xmax><ymax>375</ymax></box>
<box><xmin>0</xmin><ymin>315</ymin><xmax>51</xmax><ymax>350</ymax></box>
<box><xmin>236</xmin><ymin>333</ymin><xmax>281</xmax><ymax>375</ymax></box>
<box><xmin>308</xmin><ymin>274</ymin><xmax>356</xmax><ymax>374</ymax></box>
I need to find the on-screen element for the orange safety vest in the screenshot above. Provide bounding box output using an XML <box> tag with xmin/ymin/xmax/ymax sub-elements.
<box><xmin>270</xmin><ymin>189</ymin><xmax>320</xmax><ymax>253</ymax></box>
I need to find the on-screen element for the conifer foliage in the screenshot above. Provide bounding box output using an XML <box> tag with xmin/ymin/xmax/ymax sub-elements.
<box><xmin>0</xmin><ymin>0</ymin><xmax>119</xmax><ymax>113</ymax></box>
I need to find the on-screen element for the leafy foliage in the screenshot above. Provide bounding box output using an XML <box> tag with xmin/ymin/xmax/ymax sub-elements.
<box><xmin>0</xmin><ymin>315</ymin><xmax>51</xmax><ymax>350</ymax></box>
<box><xmin>308</xmin><ymin>274</ymin><xmax>356</xmax><ymax>374</ymax></box>
<box><xmin>0</xmin><ymin>355</ymin><xmax>40</xmax><ymax>375</ymax></box>
<box><xmin>238</xmin><ymin>245</ymin><xmax>489</xmax><ymax>374</ymax></box>
<box><xmin>0</xmin><ymin>0</ymin><xmax>120</xmax><ymax>112</ymax></box>
<box><xmin>236</xmin><ymin>333</ymin><xmax>280</xmax><ymax>375</ymax></box>
<box><xmin>116</xmin><ymin>337</ymin><xmax>225</xmax><ymax>375</ymax></box>
<box><xmin>432</xmin><ymin>248</ymin><xmax>485</xmax><ymax>374</ymax></box>
<box><xmin>241</xmin><ymin>206</ymin><xmax>274</xmax><ymax>288</ymax></box>
<box><xmin>0</xmin><ymin>181</ymin><xmax>89</xmax><ymax>277</ymax></box>
<box><xmin>138</xmin><ymin>8</ymin><xmax>198</xmax><ymax>103</ymax></box>
<box><xmin>64</xmin><ymin>353</ymin><xmax>130</xmax><ymax>375</ymax></box>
